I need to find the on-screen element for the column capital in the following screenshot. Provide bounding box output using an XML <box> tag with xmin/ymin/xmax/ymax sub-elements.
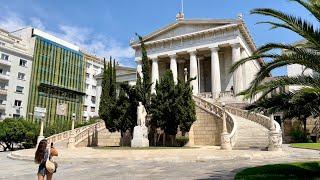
<box><xmin>231</xmin><ymin>43</ymin><xmax>241</xmax><ymax>49</ymax></box>
<box><xmin>151</xmin><ymin>57</ymin><xmax>158</xmax><ymax>62</ymax></box>
<box><xmin>188</xmin><ymin>50</ymin><xmax>197</xmax><ymax>56</ymax></box>
<box><xmin>209</xmin><ymin>46</ymin><xmax>219</xmax><ymax>52</ymax></box>
<box><xmin>168</xmin><ymin>53</ymin><xmax>177</xmax><ymax>59</ymax></box>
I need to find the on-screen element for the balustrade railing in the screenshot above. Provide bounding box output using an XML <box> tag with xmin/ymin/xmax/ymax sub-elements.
<box><xmin>46</xmin><ymin>121</ymin><xmax>104</xmax><ymax>145</ymax></box>
<box><xmin>73</xmin><ymin>121</ymin><xmax>105</xmax><ymax>145</ymax></box>
<box><xmin>193</xmin><ymin>95</ymin><xmax>237</xmax><ymax>147</ymax></box>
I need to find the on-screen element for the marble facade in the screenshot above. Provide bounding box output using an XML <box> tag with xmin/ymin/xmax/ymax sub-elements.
<box><xmin>131</xmin><ymin>17</ymin><xmax>261</xmax><ymax>100</ymax></box>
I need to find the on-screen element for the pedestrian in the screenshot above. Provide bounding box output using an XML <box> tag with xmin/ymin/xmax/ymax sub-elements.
<box><xmin>35</xmin><ymin>139</ymin><xmax>58</xmax><ymax>180</ymax></box>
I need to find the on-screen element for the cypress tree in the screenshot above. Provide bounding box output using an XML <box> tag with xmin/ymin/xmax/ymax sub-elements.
<box><xmin>135</xmin><ymin>34</ymin><xmax>152</xmax><ymax>113</ymax></box>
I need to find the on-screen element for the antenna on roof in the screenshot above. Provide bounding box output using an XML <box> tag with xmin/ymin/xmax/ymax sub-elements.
<box><xmin>176</xmin><ymin>0</ymin><xmax>185</xmax><ymax>21</ymax></box>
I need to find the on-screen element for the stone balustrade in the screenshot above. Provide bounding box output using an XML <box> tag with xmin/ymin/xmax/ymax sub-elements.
<box><xmin>193</xmin><ymin>96</ymin><xmax>237</xmax><ymax>148</ymax></box>
<box><xmin>224</xmin><ymin>105</ymin><xmax>282</xmax><ymax>151</ymax></box>
<box><xmin>46</xmin><ymin>121</ymin><xmax>105</xmax><ymax>146</ymax></box>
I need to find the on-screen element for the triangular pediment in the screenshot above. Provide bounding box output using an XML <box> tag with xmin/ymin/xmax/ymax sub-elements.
<box><xmin>142</xmin><ymin>19</ymin><xmax>238</xmax><ymax>43</ymax></box>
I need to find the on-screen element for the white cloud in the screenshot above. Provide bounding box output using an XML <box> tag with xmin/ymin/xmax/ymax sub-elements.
<box><xmin>0</xmin><ymin>11</ymin><xmax>134</xmax><ymax>66</ymax></box>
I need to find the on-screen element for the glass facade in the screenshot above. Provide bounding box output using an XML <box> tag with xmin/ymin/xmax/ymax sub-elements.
<box><xmin>27</xmin><ymin>36</ymin><xmax>86</xmax><ymax>127</ymax></box>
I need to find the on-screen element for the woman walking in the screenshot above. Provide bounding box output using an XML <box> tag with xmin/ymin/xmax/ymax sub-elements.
<box><xmin>35</xmin><ymin>139</ymin><xmax>58</xmax><ymax>180</ymax></box>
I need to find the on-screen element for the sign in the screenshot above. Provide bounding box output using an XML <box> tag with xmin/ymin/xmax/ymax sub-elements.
<box><xmin>34</xmin><ymin>107</ymin><xmax>46</xmax><ymax>119</ymax></box>
<box><xmin>56</xmin><ymin>103</ymin><xmax>68</xmax><ymax>116</ymax></box>
<box><xmin>34</xmin><ymin>107</ymin><xmax>46</xmax><ymax>113</ymax></box>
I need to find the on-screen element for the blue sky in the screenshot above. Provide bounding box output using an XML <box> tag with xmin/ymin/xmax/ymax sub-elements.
<box><xmin>0</xmin><ymin>0</ymin><xmax>313</xmax><ymax>76</ymax></box>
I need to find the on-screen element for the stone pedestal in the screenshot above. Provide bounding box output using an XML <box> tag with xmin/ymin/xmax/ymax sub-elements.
<box><xmin>220</xmin><ymin>132</ymin><xmax>232</xmax><ymax>150</ymax></box>
<box><xmin>131</xmin><ymin>125</ymin><xmax>149</xmax><ymax>147</ymax></box>
<box><xmin>268</xmin><ymin>130</ymin><xmax>282</xmax><ymax>151</ymax></box>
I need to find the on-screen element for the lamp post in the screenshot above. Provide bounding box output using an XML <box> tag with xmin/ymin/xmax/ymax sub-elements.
<box><xmin>37</xmin><ymin>113</ymin><xmax>45</xmax><ymax>145</ymax></box>
<box><xmin>220</xmin><ymin>102</ymin><xmax>232</xmax><ymax>150</ymax></box>
<box><xmin>71</xmin><ymin>113</ymin><xmax>76</xmax><ymax>130</ymax></box>
<box><xmin>68</xmin><ymin>113</ymin><xmax>76</xmax><ymax>149</ymax></box>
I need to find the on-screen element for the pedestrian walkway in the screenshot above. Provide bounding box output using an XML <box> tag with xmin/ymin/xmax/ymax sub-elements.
<box><xmin>2</xmin><ymin>145</ymin><xmax>320</xmax><ymax>180</ymax></box>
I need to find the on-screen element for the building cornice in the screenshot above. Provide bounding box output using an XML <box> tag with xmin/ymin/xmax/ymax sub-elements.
<box><xmin>131</xmin><ymin>24</ymin><xmax>239</xmax><ymax>48</ymax></box>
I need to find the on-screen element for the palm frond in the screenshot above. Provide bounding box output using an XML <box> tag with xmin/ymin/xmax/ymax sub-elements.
<box><xmin>290</xmin><ymin>0</ymin><xmax>320</xmax><ymax>22</ymax></box>
<box><xmin>251</xmin><ymin>8</ymin><xmax>320</xmax><ymax>48</ymax></box>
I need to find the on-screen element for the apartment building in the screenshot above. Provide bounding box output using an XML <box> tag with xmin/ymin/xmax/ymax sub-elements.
<box><xmin>82</xmin><ymin>52</ymin><xmax>104</xmax><ymax>120</ymax></box>
<box><xmin>0</xmin><ymin>28</ymin><xmax>33</xmax><ymax>120</ymax></box>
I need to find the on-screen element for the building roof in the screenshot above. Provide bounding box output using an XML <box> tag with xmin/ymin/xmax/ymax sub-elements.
<box><xmin>130</xmin><ymin>18</ymin><xmax>263</xmax><ymax>66</ymax></box>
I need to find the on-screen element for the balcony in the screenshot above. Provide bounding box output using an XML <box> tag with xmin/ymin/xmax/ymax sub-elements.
<box><xmin>0</xmin><ymin>59</ymin><xmax>11</xmax><ymax>66</ymax></box>
<box><xmin>0</xmin><ymin>73</ymin><xmax>9</xmax><ymax>81</ymax></box>
<box><xmin>0</xmin><ymin>89</ymin><xmax>7</xmax><ymax>95</ymax></box>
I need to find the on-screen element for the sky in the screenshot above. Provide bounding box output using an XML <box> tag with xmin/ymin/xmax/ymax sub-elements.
<box><xmin>0</xmin><ymin>0</ymin><xmax>314</xmax><ymax>76</ymax></box>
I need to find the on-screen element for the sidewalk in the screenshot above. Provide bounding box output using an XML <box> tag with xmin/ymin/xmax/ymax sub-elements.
<box><xmin>7</xmin><ymin>146</ymin><xmax>293</xmax><ymax>163</ymax></box>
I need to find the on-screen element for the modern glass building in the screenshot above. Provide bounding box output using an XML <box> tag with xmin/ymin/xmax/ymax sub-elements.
<box><xmin>13</xmin><ymin>28</ymin><xmax>86</xmax><ymax>127</ymax></box>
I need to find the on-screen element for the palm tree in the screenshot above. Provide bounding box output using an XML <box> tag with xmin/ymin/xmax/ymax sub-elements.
<box><xmin>230</xmin><ymin>0</ymin><xmax>320</xmax><ymax>102</ymax></box>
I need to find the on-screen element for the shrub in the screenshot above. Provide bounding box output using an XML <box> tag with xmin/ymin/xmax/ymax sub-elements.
<box><xmin>176</xmin><ymin>136</ymin><xmax>189</xmax><ymax>147</ymax></box>
<box><xmin>290</xmin><ymin>127</ymin><xmax>311</xmax><ymax>143</ymax></box>
<box><xmin>0</xmin><ymin>118</ymin><xmax>39</xmax><ymax>151</ymax></box>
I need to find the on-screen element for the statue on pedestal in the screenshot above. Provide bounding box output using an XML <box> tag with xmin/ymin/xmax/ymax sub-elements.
<box><xmin>131</xmin><ymin>102</ymin><xmax>149</xmax><ymax>147</ymax></box>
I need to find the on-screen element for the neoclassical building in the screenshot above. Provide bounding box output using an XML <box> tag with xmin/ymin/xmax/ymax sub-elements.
<box><xmin>131</xmin><ymin>15</ymin><xmax>262</xmax><ymax>100</ymax></box>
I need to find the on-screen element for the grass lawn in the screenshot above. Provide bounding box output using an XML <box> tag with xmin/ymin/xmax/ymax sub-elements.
<box><xmin>291</xmin><ymin>143</ymin><xmax>320</xmax><ymax>150</ymax></box>
<box><xmin>235</xmin><ymin>161</ymin><xmax>320</xmax><ymax>180</ymax></box>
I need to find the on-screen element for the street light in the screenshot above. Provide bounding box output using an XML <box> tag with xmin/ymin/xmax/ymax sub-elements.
<box><xmin>72</xmin><ymin>113</ymin><xmax>76</xmax><ymax>131</ymax></box>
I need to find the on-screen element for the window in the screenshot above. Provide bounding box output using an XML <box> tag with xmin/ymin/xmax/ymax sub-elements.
<box><xmin>86</xmin><ymin>73</ymin><xmax>90</xmax><ymax>78</ymax></box>
<box><xmin>13</xmin><ymin>114</ymin><xmax>20</xmax><ymax>118</ymax></box>
<box><xmin>91</xmin><ymin>107</ymin><xmax>95</xmax><ymax>112</ymax></box>
<box><xmin>0</xmin><ymin>69</ymin><xmax>3</xmax><ymax>74</ymax></box>
<box><xmin>93</xmin><ymin>65</ymin><xmax>99</xmax><ymax>70</ymax></box>
<box><xmin>86</xmin><ymin>63</ymin><xmax>91</xmax><ymax>68</ymax></box>
<box><xmin>86</xmin><ymin>84</ymin><xmax>89</xmax><ymax>90</ymax></box>
<box><xmin>14</xmin><ymin>100</ymin><xmax>22</xmax><ymax>107</ymax></box>
<box><xmin>19</xmin><ymin>59</ymin><xmax>27</xmax><ymax>67</ymax></box>
<box><xmin>0</xmin><ymin>99</ymin><xmax>4</xmax><ymax>104</ymax></box>
<box><xmin>83</xmin><ymin>105</ymin><xmax>87</xmax><ymax>111</ymax></box>
<box><xmin>91</xmin><ymin>96</ymin><xmax>96</xmax><ymax>104</ymax></box>
<box><xmin>1</xmin><ymin>54</ymin><xmax>9</xmax><ymax>61</ymax></box>
<box><xmin>18</xmin><ymin>72</ymin><xmax>25</xmax><ymax>80</ymax></box>
<box><xmin>16</xmin><ymin>86</ymin><xmax>24</xmax><ymax>93</ymax></box>
<box><xmin>0</xmin><ymin>41</ymin><xmax>5</xmax><ymax>46</ymax></box>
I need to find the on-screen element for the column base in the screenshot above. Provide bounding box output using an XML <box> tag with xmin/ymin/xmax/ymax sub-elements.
<box><xmin>220</xmin><ymin>132</ymin><xmax>232</xmax><ymax>150</ymax></box>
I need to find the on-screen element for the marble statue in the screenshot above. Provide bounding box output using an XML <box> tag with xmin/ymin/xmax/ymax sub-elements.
<box><xmin>137</xmin><ymin>102</ymin><xmax>147</xmax><ymax>126</ymax></box>
<box><xmin>131</xmin><ymin>102</ymin><xmax>149</xmax><ymax>147</ymax></box>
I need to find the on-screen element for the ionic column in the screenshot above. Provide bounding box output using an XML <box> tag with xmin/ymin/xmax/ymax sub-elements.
<box><xmin>169</xmin><ymin>54</ymin><xmax>178</xmax><ymax>84</ymax></box>
<box><xmin>231</xmin><ymin>43</ymin><xmax>243</xmax><ymax>95</ymax></box>
<box><xmin>151</xmin><ymin>58</ymin><xmax>159</xmax><ymax>94</ymax></box>
<box><xmin>189</xmin><ymin>50</ymin><xmax>198</xmax><ymax>95</ymax></box>
<box><xmin>210</xmin><ymin>46</ymin><xmax>221</xmax><ymax>99</ymax></box>
<box><xmin>135</xmin><ymin>58</ymin><xmax>143</xmax><ymax>79</ymax></box>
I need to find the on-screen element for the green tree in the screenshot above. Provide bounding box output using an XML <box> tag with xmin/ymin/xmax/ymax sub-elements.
<box><xmin>99</xmin><ymin>57</ymin><xmax>117</xmax><ymax>132</ymax></box>
<box><xmin>135</xmin><ymin>34</ymin><xmax>152</xmax><ymax>113</ymax></box>
<box><xmin>230</xmin><ymin>0</ymin><xmax>320</xmax><ymax>106</ymax></box>
<box><xmin>150</xmin><ymin>70</ymin><xmax>177</xmax><ymax>145</ymax></box>
<box><xmin>175</xmin><ymin>78</ymin><xmax>196</xmax><ymax>136</ymax></box>
<box><xmin>229</xmin><ymin>0</ymin><xmax>320</xmax><ymax>136</ymax></box>
<box><xmin>0</xmin><ymin>118</ymin><xmax>39</xmax><ymax>151</ymax></box>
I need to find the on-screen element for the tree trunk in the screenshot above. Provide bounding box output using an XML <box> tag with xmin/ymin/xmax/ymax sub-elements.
<box><xmin>154</xmin><ymin>132</ymin><xmax>157</xmax><ymax>146</ymax></box>
<box><xmin>303</xmin><ymin>118</ymin><xmax>307</xmax><ymax>135</ymax></box>
<box><xmin>163</xmin><ymin>133</ymin><xmax>166</xmax><ymax>146</ymax></box>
